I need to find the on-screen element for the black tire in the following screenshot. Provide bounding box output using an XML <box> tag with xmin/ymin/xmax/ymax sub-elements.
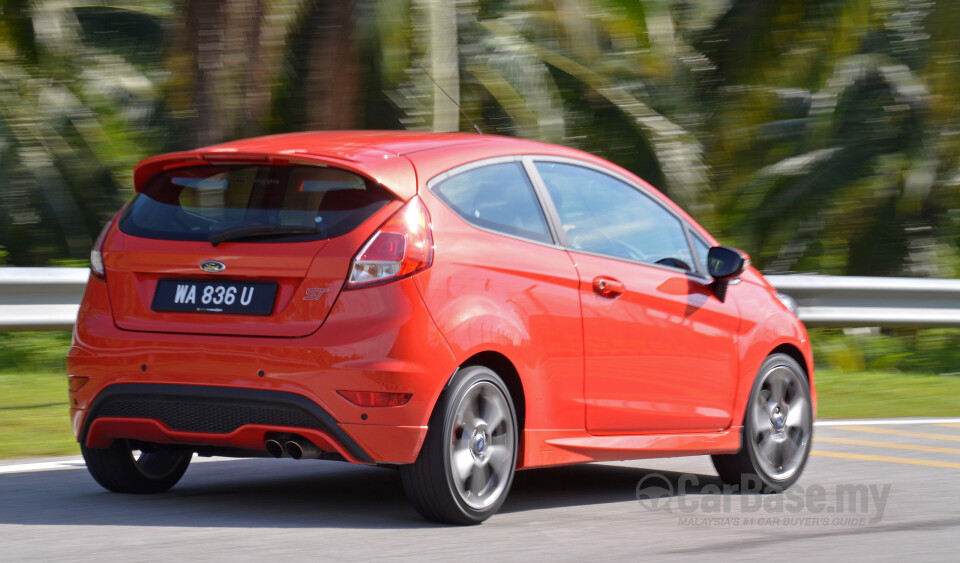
<box><xmin>81</xmin><ymin>440</ymin><xmax>192</xmax><ymax>494</ymax></box>
<box><xmin>712</xmin><ymin>353</ymin><xmax>813</xmax><ymax>493</ymax></box>
<box><xmin>400</xmin><ymin>365</ymin><xmax>518</xmax><ymax>525</ymax></box>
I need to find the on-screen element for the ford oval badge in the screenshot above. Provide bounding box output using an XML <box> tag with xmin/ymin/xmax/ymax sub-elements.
<box><xmin>200</xmin><ymin>260</ymin><xmax>226</xmax><ymax>273</ymax></box>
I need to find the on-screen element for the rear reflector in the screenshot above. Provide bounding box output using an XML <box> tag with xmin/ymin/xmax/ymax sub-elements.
<box><xmin>337</xmin><ymin>390</ymin><xmax>413</xmax><ymax>408</ymax></box>
<box><xmin>347</xmin><ymin>196</ymin><xmax>433</xmax><ymax>287</ymax></box>
<box><xmin>68</xmin><ymin>376</ymin><xmax>89</xmax><ymax>393</ymax></box>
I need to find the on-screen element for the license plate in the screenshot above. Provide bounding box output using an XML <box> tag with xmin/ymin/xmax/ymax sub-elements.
<box><xmin>152</xmin><ymin>279</ymin><xmax>278</xmax><ymax>315</ymax></box>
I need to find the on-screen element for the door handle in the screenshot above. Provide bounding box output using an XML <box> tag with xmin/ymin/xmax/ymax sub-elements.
<box><xmin>592</xmin><ymin>276</ymin><xmax>625</xmax><ymax>298</ymax></box>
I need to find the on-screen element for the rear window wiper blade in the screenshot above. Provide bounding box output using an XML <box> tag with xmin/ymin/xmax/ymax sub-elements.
<box><xmin>209</xmin><ymin>225</ymin><xmax>319</xmax><ymax>246</ymax></box>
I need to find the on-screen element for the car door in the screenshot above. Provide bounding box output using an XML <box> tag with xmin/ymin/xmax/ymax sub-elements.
<box><xmin>531</xmin><ymin>160</ymin><xmax>741</xmax><ymax>434</ymax></box>
<box><xmin>420</xmin><ymin>158</ymin><xmax>586</xmax><ymax>437</ymax></box>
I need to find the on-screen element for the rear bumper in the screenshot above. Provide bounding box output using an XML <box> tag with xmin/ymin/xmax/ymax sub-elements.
<box><xmin>81</xmin><ymin>383</ymin><xmax>376</xmax><ymax>463</ymax></box>
<box><xmin>68</xmin><ymin>274</ymin><xmax>458</xmax><ymax>464</ymax></box>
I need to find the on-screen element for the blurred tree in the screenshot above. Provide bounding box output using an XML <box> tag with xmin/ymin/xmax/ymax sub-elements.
<box><xmin>303</xmin><ymin>0</ymin><xmax>361</xmax><ymax>130</ymax></box>
<box><xmin>379</xmin><ymin>0</ymin><xmax>712</xmax><ymax>221</ymax></box>
<box><xmin>183</xmin><ymin>0</ymin><xmax>226</xmax><ymax>146</ymax></box>
<box><xmin>0</xmin><ymin>1</ymin><xmax>162</xmax><ymax>265</ymax></box>
<box><xmin>169</xmin><ymin>0</ymin><xmax>276</xmax><ymax>146</ymax></box>
<box><xmin>2</xmin><ymin>0</ymin><xmax>960</xmax><ymax>281</ymax></box>
<box><xmin>691</xmin><ymin>0</ymin><xmax>960</xmax><ymax>276</ymax></box>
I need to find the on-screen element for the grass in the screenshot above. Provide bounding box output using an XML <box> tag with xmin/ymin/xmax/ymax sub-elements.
<box><xmin>0</xmin><ymin>331</ymin><xmax>958</xmax><ymax>459</ymax></box>
<box><xmin>0</xmin><ymin>371</ymin><xmax>78</xmax><ymax>459</ymax></box>
<box><xmin>0</xmin><ymin>332</ymin><xmax>79</xmax><ymax>459</ymax></box>
<box><xmin>814</xmin><ymin>369</ymin><xmax>960</xmax><ymax>419</ymax></box>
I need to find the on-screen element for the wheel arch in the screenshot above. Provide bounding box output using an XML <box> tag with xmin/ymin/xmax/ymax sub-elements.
<box><xmin>732</xmin><ymin>327</ymin><xmax>816</xmax><ymax>429</ymax></box>
<box><xmin>770</xmin><ymin>343</ymin><xmax>810</xmax><ymax>381</ymax></box>
<box><xmin>731</xmin><ymin>341</ymin><xmax>817</xmax><ymax>430</ymax></box>
<box><xmin>401</xmin><ymin>353</ymin><xmax>523</xmax><ymax>523</ymax></box>
<box><xmin>458</xmin><ymin>351</ymin><xmax>526</xmax><ymax>438</ymax></box>
<box><xmin>768</xmin><ymin>342</ymin><xmax>817</xmax><ymax>421</ymax></box>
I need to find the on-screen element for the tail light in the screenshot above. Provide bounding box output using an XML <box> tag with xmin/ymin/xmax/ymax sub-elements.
<box><xmin>347</xmin><ymin>197</ymin><xmax>433</xmax><ymax>287</ymax></box>
<box><xmin>89</xmin><ymin>221</ymin><xmax>111</xmax><ymax>281</ymax></box>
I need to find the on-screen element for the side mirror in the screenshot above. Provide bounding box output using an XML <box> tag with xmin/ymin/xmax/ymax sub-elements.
<box><xmin>708</xmin><ymin>246</ymin><xmax>749</xmax><ymax>280</ymax></box>
<box><xmin>707</xmin><ymin>246</ymin><xmax>750</xmax><ymax>302</ymax></box>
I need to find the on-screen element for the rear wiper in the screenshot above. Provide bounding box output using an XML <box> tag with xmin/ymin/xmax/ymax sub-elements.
<box><xmin>209</xmin><ymin>225</ymin><xmax>319</xmax><ymax>246</ymax></box>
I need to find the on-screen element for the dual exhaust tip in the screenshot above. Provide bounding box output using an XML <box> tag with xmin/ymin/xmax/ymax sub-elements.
<box><xmin>265</xmin><ymin>436</ymin><xmax>322</xmax><ymax>460</ymax></box>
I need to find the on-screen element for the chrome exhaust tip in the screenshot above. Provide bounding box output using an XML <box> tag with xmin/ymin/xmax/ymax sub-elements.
<box><xmin>265</xmin><ymin>439</ymin><xmax>286</xmax><ymax>458</ymax></box>
<box><xmin>284</xmin><ymin>439</ymin><xmax>321</xmax><ymax>460</ymax></box>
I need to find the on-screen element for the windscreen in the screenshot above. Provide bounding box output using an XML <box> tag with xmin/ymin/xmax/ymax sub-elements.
<box><xmin>120</xmin><ymin>165</ymin><xmax>394</xmax><ymax>243</ymax></box>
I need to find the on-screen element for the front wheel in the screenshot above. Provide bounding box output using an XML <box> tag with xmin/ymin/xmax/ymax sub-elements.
<box><xmin>81</xmin><ymin>440</ymin><xmax>192</xmax><ymax>494</ymax></box>
<box><xmin>400</xmin><ymin>366</ymin><xmax>518</xmax><ymax>525</ymax></box>
<box><xmin>712</xmin><ymin>353</ymin><xmax>813</xmax><ymax>492</ymax></box>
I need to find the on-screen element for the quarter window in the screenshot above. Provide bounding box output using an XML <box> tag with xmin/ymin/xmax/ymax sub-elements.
<box><xmin>433</xmin><ymin>162</ymin><xmax>553</xmax><ymax>244</ymax></box>
<box><xmin>535</xmin><ymin>162</ymin><xmax>694</xmax><ymax>269</ymax></box>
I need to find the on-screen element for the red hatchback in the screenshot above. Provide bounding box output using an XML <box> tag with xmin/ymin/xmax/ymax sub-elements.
<box><xmin>69</xmin><ymin>131</ymin><xmax>814</xmax><ymax>524</ymax></box>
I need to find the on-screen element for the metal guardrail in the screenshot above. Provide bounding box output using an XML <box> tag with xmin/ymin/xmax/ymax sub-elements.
<box><xmin>1</xmin><ymin>268</ymin><xmax>959</xmax><ymax>331</ymax></box>
<box><xmin>766</xmin><ymin>274</ymin><xmax>960</xmax><ymax>328</ymax></box>
<box><xmin>0</xmin><ymin>268</ymin><xmax>88</xmax><ymax>332</ymax></box>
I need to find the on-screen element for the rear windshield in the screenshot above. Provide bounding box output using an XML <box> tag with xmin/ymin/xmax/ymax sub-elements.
<box><xmin>119</xmin><ymin>165</ymin><xmax>394</xmax><ymax>243</ymax></box>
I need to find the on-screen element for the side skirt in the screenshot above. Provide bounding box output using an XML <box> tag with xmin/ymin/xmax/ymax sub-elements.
<box><xmin>519</xmin><ymin>428</ymin><xmax>742</xmax><ymax>468</ymax></box>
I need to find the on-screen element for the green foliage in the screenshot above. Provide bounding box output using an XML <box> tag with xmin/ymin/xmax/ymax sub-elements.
<box><xmin>2</xmin><ymin>1</ymin><xmax>960</xmax><ymax>380</ymax></box>
<box><xmin>0</xmin><ymin>332</ymin><xmax>72</xmax><ymax>374</ymax></box>
<box><xmin>812</xmin><ymin>328</ymin><xmax>960</xmax><ymax>375</ymax></box>
<box><xmin>3</xmin><ymin>0</ymin><xmax>960</xmax><ymax>277</ymax></box>
<box><xmin>695</xmin><ymin>0</ymin><xmax>960</xmax><ymax>276</ymax></box>
<box><xmin>46</xmin><ymin>258</ymin><xmax>89</xmax><ymax>268</ymax></box>
<box><xmin>0</xmin><ymin>3</ymin><xmax>167</xmax><ymax>266</ymax></box>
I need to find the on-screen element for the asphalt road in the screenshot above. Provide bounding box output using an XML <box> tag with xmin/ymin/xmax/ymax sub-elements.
<box><xmin>2</xmin><ymin>419</ymin><xmax>959</xmax><ymax>561</ymax></box>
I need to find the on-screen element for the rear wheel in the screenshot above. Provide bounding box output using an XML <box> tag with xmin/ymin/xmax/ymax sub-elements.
<box><xmin>401</xmin><ymin>366</ymin><xmax>518</xmax><ymax>525</ymax></box>
<box><xmin>712</xmin><ymin>353</ymin><xmax>812</xmax><ymax>492</ymax></box>
<box><xmin>81</xmin><ymin>440</ymin><xmax>192</xmax><ymax>494</ymax></box>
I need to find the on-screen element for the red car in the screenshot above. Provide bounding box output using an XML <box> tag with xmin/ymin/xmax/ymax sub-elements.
<box><xmin>68</xmin><ymin>131</ymin><xmax>814</xmax><ymax>524</ymax></box>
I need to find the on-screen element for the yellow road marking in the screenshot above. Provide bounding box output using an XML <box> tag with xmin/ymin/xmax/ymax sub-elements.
<box><xmin>812</xmin><ymin>450</ymin><xmax>960</xmax><ymax>469</ymax></box>
<box><xmin>837</xmin><ymin>425</ymin><xmax>960</xmax><ymax>442</ymax></box>
<box><xmin>815</xmin><ymin>436</ymin><xmax>960</xmax><ymax>455</ymax></box>
<box><xmin>939</xmin><ymin>423</ymin><xmax>960</xmax><ymax>429</ymax></box>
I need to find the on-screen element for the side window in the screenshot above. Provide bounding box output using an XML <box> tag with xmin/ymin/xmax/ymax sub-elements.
<box><xmin>535</xmin><ymin>162</ymin><xmax>693</xmax><ymax>269</ymax></box>
<box><xmin>690</xmin><ymin>235</ymin><xmax>711</xmax><ymax>276</ymax></box>
<box><xmin>433</xmin><ymin>162</ymin><xmax>553</xmax><ymax>244</ymax></box>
